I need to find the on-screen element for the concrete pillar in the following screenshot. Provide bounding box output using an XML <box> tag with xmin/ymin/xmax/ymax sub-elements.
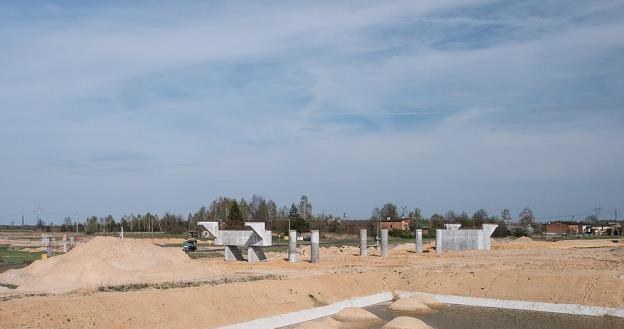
<box><xmin>359</xmin><ymin>229</ymin><xmax>367</xmax><ymax>256</ymax></box>
<box><xmin>415</xmin><ymin>229</ymin><xmax>423</xmax><ymax>253</ymax></box>
<box><xmin>310</xmin><ymin>230</ymin><xmax>319</xmax><ymax>263</ymax></box>
<box><xmin>380</xmin><ymin>229</ymin><xmax>389</xmax><ymax>257</ymax></box>
<box><xmin>288</xmin><ymin>230</ymin><xmax>297</xmax><ymax>263</ymax></box>
<box><xmin>224</xmin><ymin>246</ymin><xmax>244</xmax><ymax>261</ymax></box>
<box><xmin>247</xmin><ymin>246</ymin><xmax>267</xmax><ymax>263</ymax></box>
<box><xmin>435</xmin><ymin>229</ymin><xmax>442</xmax><ymax>254</ymax></box>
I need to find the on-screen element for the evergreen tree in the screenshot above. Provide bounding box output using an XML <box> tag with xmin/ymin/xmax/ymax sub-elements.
<box><xmin>288</xmin><ymin>203</ymin><xmax>309</xmax><ymax>233</ymax></box>
<box><xmin>228</xmin><ymin>200</ymin><xmax>244</xmax><ymax>229</ymax></box>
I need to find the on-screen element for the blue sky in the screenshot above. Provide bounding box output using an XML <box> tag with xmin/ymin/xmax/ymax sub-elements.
<box><xmin>1</xmin><ymin>0</ymin><xmax>623</xmax><ymax>224</ymax></box>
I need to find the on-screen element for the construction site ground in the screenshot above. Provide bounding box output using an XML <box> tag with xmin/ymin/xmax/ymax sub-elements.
<box><xmin>0</xmin><ymin>235</ymin><xmax>622</xmax><ymax>329</ymax></box>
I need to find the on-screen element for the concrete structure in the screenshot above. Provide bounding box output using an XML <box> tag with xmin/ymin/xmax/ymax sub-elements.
<box><xmin>198</xmin><ymin>221</ymin><xmax>272</xmax><ymax>263</ymax></box>
<box><xmin>415</xmin><ymin>229</ymin><xmax>423</xmax><ymax>253</ymax></box>
<box><xmin>436</xmin><ymin>224</ymin><xmax>498</xmax><ymax>253</ymax></box>
<box><xmin>217</xmin><ymin>292</ymin><xmax>394</xmax><ymax>329</ymax></box>
<box><xmin>397</xmin><ymin>291</ymin><xmax>624</xmax><ymax>318</ymax></box>
<box><xmin>40</xmin><ymin>234</ymin><xmax>49</xmax><ymax>252</ymax></box>
<box><xmin>218</xmin><ymin>291</ymin><xmax>624</xmax><ymax>329</ymax></box>
<box><xmin>379</xmin><ymin>218</ymin><xmax>411</xmax><ymax>231</ymax></box>
<box><xmin>288</xmin><ymin>230</ymin><xmax>297</xmax><ymax>263</ymax></box>
<box><xmin>310</xmin><ymin>230</ymin><xmax>319</xmax><ymax>263</ymax></box>
<box><xmin>444</xmin><ymin>223</ymin><xmax>462</xmax><ymax>230</ymax></box>
<box><xmin>380</xmin><ymin>229</ymin><xmax>388</xmax><ymax>257</ymax></box>
<box><xmin>359</xmin><ymin>229</ymin><xmax>367</xmax><ymax>256</ymax></box>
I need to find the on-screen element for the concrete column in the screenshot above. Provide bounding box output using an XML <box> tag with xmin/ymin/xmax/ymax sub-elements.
<box><xmin>247</xmin><ymin>246</ymin><xmax>267</xmax><ymax>263</ymax></box>
<box><xmin>310</xmin><ymin>230</ymin><xmax>319</xmax><ymax>263</ymax></box>
<box><xmin>415</xmin><ymin>229</ymin><xmax>423</xmax><ymax>253</ymax></box>
<box><xmin>380</xmin><ymin>229</ymin><xmax>389</xmax><ymax>257</ymax></box>
<box><xmin>288</xmin><ymin>230</ymin><xmax>297</xmax><ymax>263</ymax></box>
<box><xmin>359</xmin><ymin>229</ymin><xmax>367</xmax><ymax>256</ymax></box>
<box><xmin>224</xmin><ymin>246</ymin><xmax>244</xmax><ymax>261</ymax></box>
<box><xmin>435</xmin><ymin>229</ymin><xmax>442</xmax><ymax>254</ymax></box>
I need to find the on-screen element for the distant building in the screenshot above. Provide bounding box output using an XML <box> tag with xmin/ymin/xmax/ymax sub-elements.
<box><xmin>544</xmin><ymin>221</ymin><xmax>589</xmax><ymax>235</ymax></box>
<box><xmin>590</xmin><ymin>222</ymin><xmax>622</xmax><ymax>236</ymax></box>
<box><xmin>379</xmin><ymin>218</ymin><xmax>411</xmax><ymax>231</ymax></box>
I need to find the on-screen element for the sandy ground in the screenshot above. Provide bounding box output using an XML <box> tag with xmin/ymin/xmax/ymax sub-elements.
<box><xmin>0</xmin><ymin>237</ymin><xmax>622</xmax><ymax>329</ymax></box>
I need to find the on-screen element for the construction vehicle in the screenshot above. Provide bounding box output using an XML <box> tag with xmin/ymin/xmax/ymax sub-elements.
<box><xmin>182</xmin><ymin>239</ymin><xmax>197</xmax><ymax>252</ymax></box>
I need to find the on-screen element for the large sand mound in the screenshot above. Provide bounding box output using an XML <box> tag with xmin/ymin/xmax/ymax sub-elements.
<box><xmin>381</xmin><ymin>316</ymin><xmax>433</xmax><ymax>329</ymax></box>
<box><xmin>402</xmin><ymin>294</ymin><xmax>446</xmax><ymax>310</ymax></box>
<box><xmin>295</xmin><ymin>307</ymin><xmax>383</xmax><ymax>329</ymax></box>
<box><xmin>333</xmin><ymin>307</ymin><xmax>384</xmax><ymax>328</ymax></box>
<box><xmin>0</xmin><ymin>236</ymin><xmax>213</xmax><ymax>293</ymax></box>
<box><xmin>387</xmin><ymin>296</ymin><xmax>435</xmax><ymax>315</ymax></box>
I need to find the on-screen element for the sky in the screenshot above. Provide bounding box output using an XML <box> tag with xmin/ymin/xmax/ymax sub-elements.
<box><xmin>1</xmin><ymin>0</ymin><xmax>623</xmax><ymax>224</ymax></box>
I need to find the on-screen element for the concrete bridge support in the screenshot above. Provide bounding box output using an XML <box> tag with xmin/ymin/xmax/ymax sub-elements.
<box><xmin>360</xmin><ymin>229</ymin><xmax>367</xmax><ymax>256</ymax></box>
<box><xmin>415</xmin><ymin>229</ymin><xmax>423</xmax><ymax>253</ymax></box>
<box><xmin>225</xmin><ymin>246</ymin><xmax>245</xmax><ymax>261</ymax></box>
<box><xmin>247</xmin><ymin>246</ymin><xmax>267</xmax><ymax>263</ymax></box>
<box><xmin>310</xmin><ymin>230</ymin><xmax>319</xmax><ymax>263</ymax></box>
<box><xmin>380</xmin><ymin>229</ymin><xmax>389</xmax><ymax>257</ymax></box>
<box><xmin>288</xmin><ymin>230</ymin><xmax>297</xmax><ymax>263</ymax></box>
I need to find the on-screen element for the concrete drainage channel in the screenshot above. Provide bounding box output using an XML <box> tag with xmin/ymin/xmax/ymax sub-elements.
<box><xmin>217</xmin><ymin>291</ymin><xmax>624</xmax><ymax>329</ymax></box>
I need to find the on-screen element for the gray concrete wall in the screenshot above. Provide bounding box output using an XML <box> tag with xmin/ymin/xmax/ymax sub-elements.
<box><xmin>436</xmin><ymin>224</ymin><xmax>498</xmax><ymax>252</ymax></box>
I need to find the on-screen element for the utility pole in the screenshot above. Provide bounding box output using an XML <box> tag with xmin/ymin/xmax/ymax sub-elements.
<box><xmin>593</xmin><ymin>206</ymin><xmax>602</xmax><ymax>219</ymax></box>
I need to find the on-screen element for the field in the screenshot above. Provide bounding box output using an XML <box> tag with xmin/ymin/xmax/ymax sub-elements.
<box><xmin>0</xmin><ymin>232</ymin><xmax>622</xmax><ymax>329</ymax></box>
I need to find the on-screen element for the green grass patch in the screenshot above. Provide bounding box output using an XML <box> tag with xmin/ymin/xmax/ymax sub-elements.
<box><xmin>0</xmin><ymin>246</ymin><xmax>46</xmax><ymax>265</ymax></box>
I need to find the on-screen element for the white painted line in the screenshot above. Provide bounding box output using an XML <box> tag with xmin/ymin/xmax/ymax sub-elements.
<box><xmin>217</xmin><ymin>291</ymin><xmax>394</xmax><ymax>329</ymax></box>
<box><xmin>397</xmin><ymin>291</ymin><xmax>624</xmax><ymax>318</ymax></box>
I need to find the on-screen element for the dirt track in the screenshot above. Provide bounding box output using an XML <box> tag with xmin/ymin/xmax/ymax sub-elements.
<box><xmin>0</xmin><ymin>238</ymin><xmax>622</xmax><ymax>329</ymax></box>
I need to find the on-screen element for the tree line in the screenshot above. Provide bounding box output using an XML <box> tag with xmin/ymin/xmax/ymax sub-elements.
<box><xmin>31</xmin><ymin>196</ymin><xmax>536</xmax><ymax>237</ymax></box>
<box><xmin>370</xmin><ymin>203</ymin><xmax>536</xmax><ymax>237</ymax></box>
<box><xmin>38</xmin><ymin>195</ymin><xmax>314</xmax><ymax>234</ymax></box>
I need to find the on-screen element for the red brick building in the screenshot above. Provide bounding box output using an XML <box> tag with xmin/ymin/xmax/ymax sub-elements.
<box><xmin>379</xmin><ymin>218</ymin><xmax>411</xmax><ymax>231</ymax></box>
<box><xmin>544</xmin><ymin>221</ymin><xmax>587</xmax><ymax>235</ymax></box>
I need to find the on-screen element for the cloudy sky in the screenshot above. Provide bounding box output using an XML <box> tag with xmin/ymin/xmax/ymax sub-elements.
<box><xmin>1</xmin><ymin>0</ymin><xmax>623</xmax><ymax>224</ymax></box>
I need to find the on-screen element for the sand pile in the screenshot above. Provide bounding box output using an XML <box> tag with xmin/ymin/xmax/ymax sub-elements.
<box><xmin>403</xmin><ymin>294</ymin><xmax>446</xmax><ymax>310</ymax></box>
<box><xmin>0</xmin><ymin>236</ymin><xmax>211</xmax><ymax>293</ymax></box>
<box><xmin>381</xmin><ymin>316</ymin><xmax>433</xmax><ymax>329</ymax></box>
<box><xmin>295</xmin><ymin>307</ymin><xmax>383</xmax><ymax>329</ymax></box>
<box><xmin>298</xmin><ymin>245</ymin><xmax>312</xmax><ymax>256</ymax></box>
<box><xmin>333</xmin><ymin>307</ymin><xmax>384</xmax><ymax>328</ymax></box>
<box><xmin>387</xmin><ymin>294</ymin><xmax>444</xmax><ymax>315</ymax></box>
<box><xmin>393</xmin><ymin>243</ymin><xmax>415</xmax><ymax>251</ymax></box>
